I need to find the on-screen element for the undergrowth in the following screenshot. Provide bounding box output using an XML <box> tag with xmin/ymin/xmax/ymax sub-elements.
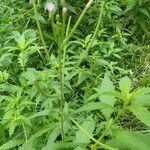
<box><xmin>0</xmin><ymin>0</ymin><xmax>150</xmax><ymax>150</ymax></box>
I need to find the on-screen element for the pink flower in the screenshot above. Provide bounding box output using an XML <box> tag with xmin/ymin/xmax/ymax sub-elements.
<box><xmin>45</xmin><ymin>2</ymin><xmax>56</xmax><ymax>12</ymax></box>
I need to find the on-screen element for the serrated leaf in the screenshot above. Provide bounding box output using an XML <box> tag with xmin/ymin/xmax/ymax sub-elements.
<box><xmin>109</xmin><ymin>5</ymin><xmax>122</xmax><ymax>13</ymax></box>
<box><xmin>20</xmin><ymin>126</ymin><xmax>52</xmax><ymax>150</ymax></box>
<box><xmin>19</xmin><ymin>68</ymin><xmax>38</xmax><ymax>85</ymax></box>
<box><xmin>0</xmin><ymin>70</ymin><xmax>9</xmax><ymax>82</ymax></box>
<box><xmin>16</xmin><ymin>34</ymin><xmax>26</xmax><ymax>50</ymax></box>
<box><xmin>75</xmin><ymin>102</ymin><xmax>113</xmax><ymax>114</ymax></box>
<box><xmin>43</xmin><ymin>122</ymin><xmax>70</xmax><ymax>150</ymax></box>
<box><xmin>99</xmin><ymin>74</ymin><xmax>116</xmax><ymax>119</ymax></box>
<box><xmin>9</xmin><ymin>121</ymin><xmax>17</xmax><ymax>137</ymax></box>
<box><xmin>18</xmin><ymin>52</ymin><xmax>28</xmax><ymax>68</ymax></box>
<box><xmin>133</xmin><ymin>94</ymin><xmax>150</xmax><ymax>106</ymax></box>
<box><xmin>129</xmin><ymin>105</ymin><xmax>150</xmax><ymax>127</ymax></box>
<box><xmin>107</xmin><ymin>129</ymin><xmax>150</xmax><ymax>150</ymax></box>
<box><xmin>0</xmin><ymin>139</ymin><xmax>23</xmax><ymax>150</ymax></box>
<box><xmin>43</xmin><ymin>142</ymin><xmax>86</xmax><ymax>150</ymax></box>
<box><xmin>75</xmin><ymin>117</ymin><xmax>95</xmax><ymax>144</ymax></box>
<box><xmin>119</xmin><ymin>76</ymin><xmax>131</xmax><ymax>94</ymax></box>
<box><xmin>139</xmin><ymin>8</ymin><xmax>150</xmax><ymax>17</ymax></box>
<box><xmin>133</xmin><ymin>87</ymin><xmax>150</xmax><ymax>98</ymax></box>
<box><xmin>29</xmin><ymin>110</ymin><xmax>56</xmax><ymax>119</ymax></box>
<box><xmin>46</xmin><ymin>126</ymin><xmax>61</xmax><ymax>144</ymax></box>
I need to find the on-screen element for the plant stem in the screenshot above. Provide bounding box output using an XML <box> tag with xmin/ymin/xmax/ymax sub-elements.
<box><xmin>62</xmin><ymin>1</ymin><xmax>93</xmax><ymax>47</ymax></box>
<box><xmin>22</xmin><ymin>123</ymin><xmax>28</xmax><ymax>142</ymax></box>
<box><xmin>60</xmin><ymin>58</ymin><xmax>65</xmax><ymax>141</ymax></box>
<box><xmin>77</xmin><ymin>1</ymin><xmax>104</xmax><ymax>67</ymax></box>
<box><xmin>32</xmin><ymin>0</ymin><xmax>49</xmax><ymax>59</ymax></box>
<box><xmin>91</xmin><ymin>101</ymin><xmax>129</xmax><ymax>150</ymax></box>
<box><xmin>58</xmin><ymin>43</ymin><xmax>65</xmax><ymax>141</ymax></box>
<box><xmin>69</xmin><ymin>117</ymin><xmax>117</xmax><ymax>150</ymax></box>
<box><xmin>57</xmin><ymin>1</ymin><xmax>93</xmax><ymax>141</ymax></box>
<box><xmin>66</xmin><ymin>16</ymin><xmax>71</xmax><ymax>37</ymax></box>
<box><xmin>51</xmin><ymin>0</ymin><xmax>94</xmax><ymax>142</ymax></box>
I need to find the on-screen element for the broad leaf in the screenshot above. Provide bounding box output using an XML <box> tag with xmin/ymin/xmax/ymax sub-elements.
<box><xmin>129</xmin><ymin>105</ymin><xmax>150</xmax><ymax>127</ymax></box>
<box><xmin>20</xmin><ymin>127</ymin><xmax>52</xmax><ymax>150</ymax></box>
<box><xmin>75</xmin><ymin>102</ymin><xmax>113</xmax><ymax>114</ymax></box>
<box><xmin>107</xmin><ymin>129</ymin><xmax>150</xmax><ymax>150</ymax></box>
<box><xmin>119</xmin><ymin>76</ymin><xmax>131</xmax><ymax>94</ymax></box>
<box><xmin>99</xmin><ymin>74</ymin><xmax>116</xmax><ymax>119</ymax></box>
<box><xmin>133</xmin><ymin>94</ymin><xmax>150</xmax><ymax>106</ymax></box>
<box><xmin>75</xmin><ymin>117</ymin><xmax>95</xmax><ymax>144</ymax></box>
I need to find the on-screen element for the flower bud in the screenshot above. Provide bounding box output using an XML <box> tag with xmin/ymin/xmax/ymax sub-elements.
<box><xmin>86</xmin><ymin>0</ymin><xmax>93</xmax><ymax>8</ymax></box>
<box><xmin>62</xmin><ymin>7</ymin><xmax>67</xmax><ymax>15</ymax></box>
<box><xmin>45</xmin><ymin>2</ymin><xmax>56</xmax><ymax>13</ymax></box>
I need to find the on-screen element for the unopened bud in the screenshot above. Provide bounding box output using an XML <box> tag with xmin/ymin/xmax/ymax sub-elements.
<box><xmin>62</xmin><ymin>7</ymin><xmax>67</xmax><ymax>15</ymax></box>
<box><xmin>86</xmin><ymin>0</ymin><xmax>93</xmax><ymax>8</ymax></box>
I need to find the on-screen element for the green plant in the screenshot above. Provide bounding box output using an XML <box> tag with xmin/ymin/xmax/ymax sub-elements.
<box><xmin>0</xmin><ymin>0</ymin><xmax>150</xmax><ymax>149</ymax></box>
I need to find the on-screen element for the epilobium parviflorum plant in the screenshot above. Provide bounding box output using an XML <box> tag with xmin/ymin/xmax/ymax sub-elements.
<box><xmin>0</xmin><ymin>0</ymin><xmax>150</xmax><ymax>149</ymax></box>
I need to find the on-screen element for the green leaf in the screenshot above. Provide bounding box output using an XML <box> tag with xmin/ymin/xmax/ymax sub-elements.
<box><xmin>43</xmin><ymin>142</ymin><xmax>86</xmax><ymax>150</ymax></box>
<box><xmin>9</xmin><ymin>121</ymin><xmax>17</xmax><ymax>137</ymax></box>
<box><xmin>0</xmin><ymin>70</ymin><xmax>9</xmax><ymax>82</ymax></box>
<box><xmin>16</xmin><ymin>34</ymin><xmax>26</xmax><ymax>51</ymax></box>
<box><xmin>99</xmin><ymin>74</ymin><xmax>116</xmax><ymax>119</ymax></box>
<box><xmin>139</xmin><ymin>8</ymin><xmax>150</xmax><ymax>17</ymax></box>
<box><xmin>75</xmin><ymin>117</ymin><xmax>95</xmax><ymax>144</ymax></box>
<box><xmin>20</xmin><ymin>127</ymin><xmax>52</xmax><ymax>150</ymax></box>
<box><xmin>133</xmin><ymin>94</ymin><xmax>150</xmax><ymax>106</ymax></box>
<box><xmin>133</xmin><ymin>87</ymin><xmax>150</xmax><ymax>98</ymax></box>
<box><xmin>18</xmin><ymin>52</ymin><xmax>28</xmax><ymax>68</ymax></box>
<box><xmin>75</xmin><ymin>102</ymin><xmax>113</xmax><ymax>114</ymax></box>
<box><xmin>46</xmin><ymin>126</ymin><xmax>61</xmax><ymax>144</ymax></box>
<box><xmin>0</xmin><ymin>139</ymin><xmax>23</xmax><ymax>150</ymax></box>
<box><xmin>19</xmin><ymin>68</ymin><xmax>38</xmax><ymax>85</ymax></box>
<box><xmin>43</xmin><ymin>122</ymin><xmax>70</xmax><ymax>150</ymax></box>
<box><xmin>129</xmin><ymin>105</ymin><xmax>150</xmax><ymax>127</ymax></box>
<box><xmin>109</xmin><ymin>5</ymin><xmax>122</xmax><ymax>13</ymax></box>
<box><xmin>119</xmin><ymin>76</ymin><xmax>131</xmax><ymax>94</ymax></box>
<box><xmin>29</xmin><ymin>110</ymin><xmax>58</xmax><ymax>119</ymax></box>
<box><xmin>107</xmin><ymin>129</ymin><xmax>150</xmax><ymax>150</ymax></box>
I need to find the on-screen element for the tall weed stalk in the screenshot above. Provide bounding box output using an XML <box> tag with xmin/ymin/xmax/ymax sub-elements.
<box><xmin>44</xmin><ymin>0</ymin><xmax>94</xmax><ymax>141</ymax></box>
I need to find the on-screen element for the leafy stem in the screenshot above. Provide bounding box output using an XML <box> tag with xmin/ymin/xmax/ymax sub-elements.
<box><xmin>77</xmin><ymin>1</ymin><xmax>105</xmax><ymax>67</ymax></box>
<box><xmin>58</xmin><ymin>44</ymin><xmax>65</xmax><ymax>141</ymax></box>
<box><xmin>62</xmin><ymin>1</ymin><xmax>93</xmax><ymax>48</ymax></box>
<box><xmin>69</xmin><ymin>117</ymin><xmax>117</xmax><ymax>150</ymax></box>
<box><xmin>32</xmin><ymin>0</ymin><xmax>49</xmax><ymax>59</ymax></box>
<box><xmin>57</xmin><ymin>0</ymin><xmax>94</xmax><ymax>141</ymax></box>
<box><xmin>91</xmin><ymin>100</ymin><xmax>130</xmax><ymax>150</ymax></box>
